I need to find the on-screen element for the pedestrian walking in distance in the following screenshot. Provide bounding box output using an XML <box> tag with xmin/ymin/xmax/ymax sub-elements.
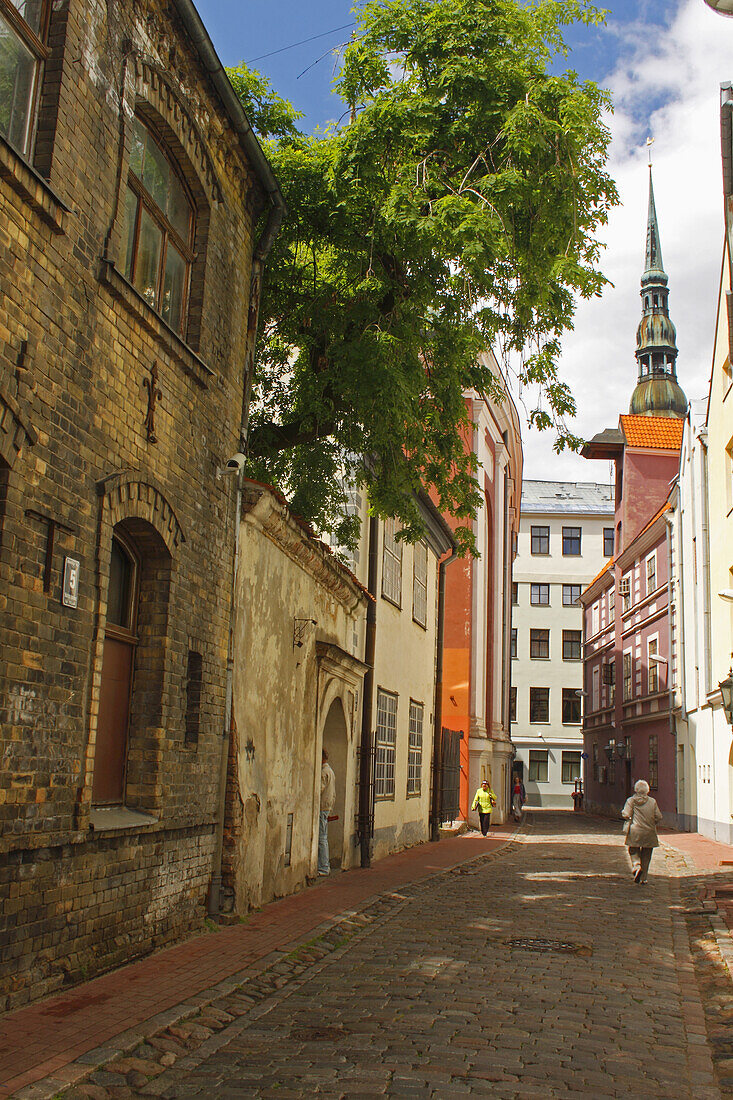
<box><xmin>511</xmin><ymin>774</ymin><xmax>525</xmax><ymax>822</ymax></box>
<box><xmin>472</xmin><ymin>779</ymin><xmax>497</xmax><ymax>836</ymax></box>
<box><xmin>319</xmin><ymin>749</ymin><xmax>335</xmax><ymax>876</ymax></box>
<box><xmin>622</xmin><ymin>779</ymin><xmax>662</xmax><ymax>884</ymax></box>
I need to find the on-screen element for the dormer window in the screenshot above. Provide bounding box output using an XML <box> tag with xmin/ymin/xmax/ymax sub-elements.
<box><xmin>0</xmin><ymin>0</ymin><xmax>50</xmax><ymax>156</ymax></box>
<box><xmin>122</xmin><ymin>116</ymin><xmax>195</xmax><ymax>335</ymax></box>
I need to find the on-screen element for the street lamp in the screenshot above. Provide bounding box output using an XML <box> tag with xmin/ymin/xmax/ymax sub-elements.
<box><xmin>720</xmin><ymin>668</ymin><xmax>733</xmax><ymax>726</ymax></box>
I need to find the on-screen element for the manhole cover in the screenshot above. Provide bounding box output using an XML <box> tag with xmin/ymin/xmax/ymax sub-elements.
<box><xmin>506</xmin><ymin>938</ymin><xmax>592</xmax><ymax>957</ymax></box>
<box><xmin>290</xmin><ymin>1025</ymin><xmax>349</xmax><ymax>1042</ymax></box>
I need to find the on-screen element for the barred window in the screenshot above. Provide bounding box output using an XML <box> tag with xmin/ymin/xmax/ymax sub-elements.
<box><xmin>381</xmin><ymin>518</ymin><xmax>402</xmax><ymax>607</ymax></box>
<box><xmin>529</xmin><ymin>687</ymin><xmax>549</xmax><ymax>723</ymax></box>
<box><xmin>562</xmin><ymin>584</ymin><xmax>581</xmax><ymax>606</ymax></box>
<box><xmin>623</xmin><ymin>651</ymin><xmax>633</xmax><ymax>701</ymax></box>
<box><xmin>412</xmin><ymin>541</ymin><xmax>428</xmax><ymax>627</ymax></box>
<box><xmin>530</xmin><ymin>583</ymin><xmax>550</xmax><ymax>606</ymax></box>
<box><xmin>649</xmin><ymin>734</ymin><xmax>658</xmax><ymax>790</ymax></box>
<box><xmin>531</xmin><ymin>526</ymin><xmax>549</xmax><ymax>554</ymax></box>
<box><xmin>0</xmin><ymin>0</ymin><xmax>49</xmax><ymax>156</ymax></box>
<box><xmin>562</xmin><ymin>630</ymin><xmax>582</xmax><ymax>661</ymax></box>
<box><xmin>375</xmin><ymin>689</ymin><xmax>397</xmax><ymax>799</ymax></box>
<box><xmin>407</xmin><ymin>700</ymin><xmax>423</xmax><ymax>796</ymax></box>
<box><xmin>530</xmin><ymin>628</ymin><xmax>549</xmax><ymax>659</ymax></box>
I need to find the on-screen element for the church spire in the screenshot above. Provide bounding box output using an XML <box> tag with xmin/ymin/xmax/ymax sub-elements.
<box><xmin>629</xmin><ymin>166</ymin><xmax>687</xmax><ymax>419</ymax></box>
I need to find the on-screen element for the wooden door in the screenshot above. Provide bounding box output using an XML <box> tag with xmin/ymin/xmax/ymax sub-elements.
<box><xmin>92</xmin><ymin>534</ymin><xmax>138</xmax><ymax>805</ymax></box>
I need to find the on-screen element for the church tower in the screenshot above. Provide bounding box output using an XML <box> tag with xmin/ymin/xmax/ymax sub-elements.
<box><xmin>628</xmin><ymin>168</ymin><xmax>687</xmax><ymax>418</ymax></box>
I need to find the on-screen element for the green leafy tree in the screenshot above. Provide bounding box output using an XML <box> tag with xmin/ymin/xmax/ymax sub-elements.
<box><xmin>229</xmin><ymin>0</ymin><xmax>617</xmax><ymax>554</ymax></box>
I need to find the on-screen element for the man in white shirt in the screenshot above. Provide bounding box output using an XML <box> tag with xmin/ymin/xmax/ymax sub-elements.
<box><xmin>319</xmin><ymin>749</ymin><xmax>336</xmax><ymax>876</ymax></box>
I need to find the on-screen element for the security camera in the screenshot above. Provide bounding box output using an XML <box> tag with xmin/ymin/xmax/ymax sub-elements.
<box><xmin>217</xmin><ymin>452</ymin><xmax>247</xmax><ymax>480</ymax></box>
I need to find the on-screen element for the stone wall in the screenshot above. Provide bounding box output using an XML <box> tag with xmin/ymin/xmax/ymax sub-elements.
<box><xmin>0</xmin><ymin>0</ymin><xmax>274</xmax><ymax>1008</ymax></box>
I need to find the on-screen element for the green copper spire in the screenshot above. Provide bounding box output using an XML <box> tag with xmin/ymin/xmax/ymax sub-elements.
<box><xmin>629</xmin><ymin>167</ymin><xmax>687</xmax><ymax>419</ymax></box>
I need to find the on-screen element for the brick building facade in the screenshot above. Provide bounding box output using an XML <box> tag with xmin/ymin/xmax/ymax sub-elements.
<box><xmin>0</xmin><ymin>0</ymin><xmax>282</xmax><ymax>1008</ymax></box>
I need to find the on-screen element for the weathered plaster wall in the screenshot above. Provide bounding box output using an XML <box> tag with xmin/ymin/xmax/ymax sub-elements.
<box><xmin>227</xmin><ymin>483</ymin><xmax>367</xmax><ymax>911</ymax></box>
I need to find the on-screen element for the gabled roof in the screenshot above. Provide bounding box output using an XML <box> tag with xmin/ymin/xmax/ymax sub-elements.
<box><xmin>615</xmin><ymin>500</ymin><xmax>672</xmax><ymax>571</ymax></box>
<box><xmin>619</xmin><ymin>415</ymin><xmax>684</xmax><ymax>451</ymax></box>
<box><xmin>580</xmin><ymin>557</ymin><xmax>615</xmax><ymax>602</ymax></box>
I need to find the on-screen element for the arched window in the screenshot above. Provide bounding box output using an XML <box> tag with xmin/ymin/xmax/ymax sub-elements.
<box><xmin>0</xmin><ymin>0</ymin><xmax>50</xmax><ymax>156</ymax></box>
<box><xmin>122</xmin><ymin>115</ymin><xmax>195</xmax><ymax>334</ymax></box>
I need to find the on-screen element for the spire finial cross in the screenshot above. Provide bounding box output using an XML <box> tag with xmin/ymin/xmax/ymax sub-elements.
<box><xmin>646</xmin><ymin>136</ymin><xmax>654</xmax><ymax>167</ymax></box>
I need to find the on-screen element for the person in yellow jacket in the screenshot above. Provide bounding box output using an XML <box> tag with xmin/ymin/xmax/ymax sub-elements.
<box><xmin>472</xmin><ymin>779</ymin><xmax>497</xmax><ymax>835</ymax></box>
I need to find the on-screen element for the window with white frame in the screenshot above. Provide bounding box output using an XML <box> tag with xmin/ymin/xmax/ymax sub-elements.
<box><xmin>528</xmin><ymin>749</ymin><xmax>548</xmax><ymax>783</ymax></box>
<box><xmin>562</xmin><ymin>751</ymin><xmax>581</xmax><ymax>783</ymax></box>
<box><xmin>412</xmin><ymin>540</ymin><xmax>428</xmax><ymax>627</ymax></box>
<box><xmin>608</xmin><ymin>587</ymin><xmax>615</xmax><ymax>616</ymax></box>
<box><xmin>407</xmin><ymin>700</ymin><xmax>423</xmax><ymax>796</ymax></box>
<box><xmin>530</xmin><ymin>583</ymin><xmax>550</xmax><ymax>605</ymax></box>
<box><xmin>623</xmin><ymin>651</ymin><xmax>633</xmax><ymax>701</ymax></box>
<box><xmin>646</xmin><ymin>553</ymin><xmax>657</xmax><ymax>596</ymax></box>
<box><xmin>592</xmin><ymin>665</ymin><xmax>600</xmax><ymax>711</ymax></box>
<box><xmin>381</xmin><ymin>518</ymin><xmax>402</xmax><ymax>606</ymax></box>
<box><xmin>591</xmin><ymin>602</ymin><xmax>600</xmax><ymax>635</ymax></box>
<box><xmin>0</xmin><ymin>0</ymin><xmax>49</xmax><ymax>157</ymax></box>
<box><xmin>563</xmin><ymin>584</ymin><xmax>582</xmax><ymax>606</ymax></box>
<box><xmin>375</xmin><ymin>689</ymin><xmax>397</xmax><ymax>799</ymax></box>
<box><xmin>647</xmin><ymin>636</ymin><xmax>659</xmax><ymax>694</ymax></box>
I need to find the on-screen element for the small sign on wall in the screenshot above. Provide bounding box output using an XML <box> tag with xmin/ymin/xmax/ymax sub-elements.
<box><xmin>62</xmin><ymin>557</ymin><xmax>80</xmax><ymax>608</ymax></box>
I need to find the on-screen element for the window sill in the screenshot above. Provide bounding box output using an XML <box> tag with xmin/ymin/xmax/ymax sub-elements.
<box><xmin>380</xmin><ymin>592</ymin><xmax>402</xmax><ymax>611</ymax></box>
<box><xmin>101</xmin><ymin>261</ymin><xmax>214</xmax><ymax>388</ymax></box>
<box><xmin>89</xmin><ymin>806</ymin><xmax>158</xmax><ymax>833</ymax></box>
<box><xmin>412</xmin><ymin>616</ymin><xmax>427</xmax><ymax>631</ymax></box>
<box><xmin>0</xmin><ymin>134</ymin><xmax>68</xmax><ymax>234</ymax></box>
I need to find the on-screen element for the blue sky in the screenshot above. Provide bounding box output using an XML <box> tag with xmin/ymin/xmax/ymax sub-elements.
<box><xmin>194</xmin><ymin>1</ymin><xmax>732</xmax><ymax>481</ymax></box>
<box><xmin>195</xmin><ymin>1</ymin><xmax>677</xmax><ymax>134</ymax></box>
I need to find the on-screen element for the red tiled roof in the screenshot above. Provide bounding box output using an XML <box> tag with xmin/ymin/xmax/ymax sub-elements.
<box><xmin>619</xmin><ymin>415</ymin><xmax>684</xmax><ymax>450</ymax></box>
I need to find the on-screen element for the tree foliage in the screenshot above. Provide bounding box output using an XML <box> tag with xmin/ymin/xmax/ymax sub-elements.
<box><xmin>229</xmin><ymin>0</ymin><xmax>618</xmax><ymax>554</ymax></box>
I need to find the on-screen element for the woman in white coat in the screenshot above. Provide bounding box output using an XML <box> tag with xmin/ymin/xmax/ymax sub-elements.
<box><xmin>622</xmin><ymin>779</ymin><xmax>662</xmax><ymax>884</ymax></box>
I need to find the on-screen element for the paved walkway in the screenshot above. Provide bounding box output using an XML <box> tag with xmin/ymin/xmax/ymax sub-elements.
<box><xmin>3</xmin><ymin>813</ymin><xmax>733</xmax><ymax>1098</ymax></box>
<box><xmin>0</xmin><ymin>828</ymin><xmax>512</xmax><ymax>1099</ymax></box>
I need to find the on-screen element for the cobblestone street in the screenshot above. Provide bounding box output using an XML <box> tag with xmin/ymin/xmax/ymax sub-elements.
<box><xmin>69</xmin><ymin>811</ymin><xmax>730</xmax><ymax>1100</ymax></box>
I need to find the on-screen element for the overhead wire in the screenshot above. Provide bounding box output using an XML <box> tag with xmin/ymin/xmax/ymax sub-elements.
<box><xmin>246</xmin><ymin>22</ymin><xmax>356</xmax><ymax>65</ymax></box>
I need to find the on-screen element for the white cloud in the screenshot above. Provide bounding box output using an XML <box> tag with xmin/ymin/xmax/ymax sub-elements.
<box><xmin>515</xmin><ymin>0</ymin><xmax>731</xmax><ymax>485</ymax></box>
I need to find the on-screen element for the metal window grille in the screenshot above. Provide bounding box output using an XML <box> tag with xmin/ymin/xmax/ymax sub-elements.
<box><xmin>407</xmin><ymin>700</ymin><xmax>423</xmax><ymax>796</ymax></box>
<box><xmin>531</xmin><ymin>526</ymin><xmax>550</xmax><ymax>554</ymax></box>
<box><xmin>649</xmin><ymin>734</ymin><xmax>659</xmax><ymax>790</ymax></box>
<box><xmin>530</xmin><ymin>583</ymin><xmax>550</xmax><ymax>606</ymax></box>
<box><xmin>562</xmin><ymin>630</ymin><xmax>582</xmax><ymax>661</ymax></box>
<box><xmin>381</xmin><ymin>518</ymin><xmax>402</xmax><ymax>606</ymax></box>
<box><xmin>562</xmin><ymin>688</ymin><xmax>581</xmax><ymax>724</ymax></box>
<box><xmin>412</xmin><ymin>541</ymin><xmax>428</xmax><ymax>627</ymax></box>
<box><xmin>562</xmin><ymin>527</ymin><xmax>582</xmax><ymax>556</ymax></box>
<box><xmin>529</xmin><ymin>687</ymin><xmax>549</xmax><ymax>723</ymax></box>
<box><xmin>375</xmin><ymin>689</ymin><xmax>397</xmax><ymax>799</ymax></box>
<box><xmin>562</xmin><ymin>584</ymin><xmax>581</xmax><ymax>606</ymax></box>
<box><xmin>530</xmin><ymin>628</ymin><xmax>549</xmax><ymax>659</ymax></box>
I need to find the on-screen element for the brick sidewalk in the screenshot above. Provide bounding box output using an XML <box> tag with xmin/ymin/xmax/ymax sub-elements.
<box><xmin>0</xmin><ymin>827</ymin><xmax>514</xmax><ymax>1099</ymax></box>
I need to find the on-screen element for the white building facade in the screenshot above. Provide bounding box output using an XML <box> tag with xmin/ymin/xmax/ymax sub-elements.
<box><xmin>511</xmin><ymin>481</ymin><xmax>614</xmax><ymax>808</ymax></box>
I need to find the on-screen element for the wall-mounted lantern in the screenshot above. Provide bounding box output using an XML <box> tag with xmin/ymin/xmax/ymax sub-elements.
<box><xmin>719</xmin><ymin>669</ymin><xmax>733</xmax><ymax>727</ymax></box>
<box><xmin>293</xmin><ymin>617</ymin><xmax>317</xmax><ymax>649</ymax></box>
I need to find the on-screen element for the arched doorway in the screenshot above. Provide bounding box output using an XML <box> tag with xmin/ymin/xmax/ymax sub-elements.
<box><xmin>322</xmin><ymin>697</ymin><xmax>348</xmax><ymax>870</ymax></box>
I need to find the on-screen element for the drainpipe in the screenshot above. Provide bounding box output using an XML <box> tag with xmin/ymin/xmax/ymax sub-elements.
<box><xmin>358</xmin><ymin>515</ymin><xmax>379</xmax><ymax>868</ymax></box>
<box><xmin>664</xmin><ymin>511</ymin><xmax>680</xmax><ymax>832</ymax></box>
<box><xmin>431</xmin><ymin>546</ymin><xmax>459</xmax><ymax>841</ymax></box>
